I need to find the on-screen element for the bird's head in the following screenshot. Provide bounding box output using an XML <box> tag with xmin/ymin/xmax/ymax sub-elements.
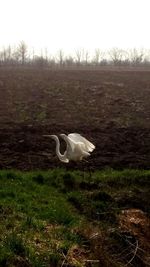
<box><xmin>43</xmin><ymin>134</ymin><xmax>57</xmax><ymax>141</ymax></box>
<box><xmin>49</xmin><ymin>135</ymin><xmax>56</xmax><ymax>139</ymax></box>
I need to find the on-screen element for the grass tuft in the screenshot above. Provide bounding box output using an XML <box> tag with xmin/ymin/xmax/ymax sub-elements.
<box><xmin>4</xmin><ymin>233</ymin><xmax>26</xmax><ymax>256</ymax></box>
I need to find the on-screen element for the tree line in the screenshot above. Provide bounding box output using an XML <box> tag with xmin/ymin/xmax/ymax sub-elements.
<box><xmin>1</xmin><ymin>41</ymin><xmax>150</xmax><ymax>68</ymax></box>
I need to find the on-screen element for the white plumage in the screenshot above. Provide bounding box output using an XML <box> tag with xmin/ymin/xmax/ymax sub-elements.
<box><xmin>44</xmin><ymin>133</ymin><xmax>95</xmax><ymax>163</ymax></box>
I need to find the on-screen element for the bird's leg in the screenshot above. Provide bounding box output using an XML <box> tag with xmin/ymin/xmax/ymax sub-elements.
<box><xmin>82</xmin><ymin>165</ymin><xmax>85</xmax><ymax>181</ymax></box>
<box><xmin>82</xmin><ymin>159</ymin><xmax>92</xmax><ymax>181</ymax></box>
<box><xmin>74</xmin><ymin>161</ymin><xmax>85</xmax><ymax>181</ymax></box>
<box><xmin>82</xmin><ymin>159</ymin><xmax>87</xmax><ymax>181</ymax></box>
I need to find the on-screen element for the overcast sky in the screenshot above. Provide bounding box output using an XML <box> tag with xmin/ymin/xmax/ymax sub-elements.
<box><xmin>0</xmin><ymin>0</ymin><xmax>150</xmax><ymax>55</ymax></box>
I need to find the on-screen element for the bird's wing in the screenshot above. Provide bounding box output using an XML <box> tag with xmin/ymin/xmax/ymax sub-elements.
<box><xmin>59</xmin><ymin>134</ymin><xmax>76</xmax><ymax>152</ymax></box>
<box><xmin>66</xmin><ymin>136</ymin><xmax>77</xmax><ymax>152</ymax></box>
<box><xmin>68</xmin><ymin>133</ymin><xmax>95</xmax><ymax>152</ymax></box>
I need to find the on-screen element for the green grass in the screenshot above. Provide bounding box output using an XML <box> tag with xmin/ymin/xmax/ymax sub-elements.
<box><xmin>0</xmin><ymin>168</ymin><xmax>150</xmax><ymax>266</ymax></box>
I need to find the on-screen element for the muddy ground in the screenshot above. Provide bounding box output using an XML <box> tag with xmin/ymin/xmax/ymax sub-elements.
<box><xmin>0</xmin><ymin>67</ymin><xmax>150</xmax><ymax>170</ymax></box>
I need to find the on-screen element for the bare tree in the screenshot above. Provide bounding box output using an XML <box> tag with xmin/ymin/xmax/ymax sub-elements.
<box><xmin>1</xmin><ymin>47</ymin><xmax>7</xmax><ymax>62</ymax></box>
<box><xmin>109</xmin><ymin>47</ymin><xmax>125</xmax><ymax>65</ymax></box>
<box><xmin>57</xmin><ymin>49</ymin><xmax>64</xmax><ymax>66</ymax></box>
<box><xmin>7</xmin><ymin>45</ymin><xmax>12</xmax><ymax>62</ymax></box>
<box><xmin>12</xmin><ymin>45</ymin><xmax>20</xmax><ymax>63</ymax></box>
<box><xmin>65</xmin><ymin>55</ymin><xmax>74</xmax><ymax>67</ymax></box>
<box><xmin>142</xmin><ymin>49</ymin><xmax>150</xmax><ymax>66</ymax></box>
<box><xmin>33</xmin><ymin>55</ymin><xmax>49</xmax><ymax>67</ymax></box>
<box><xmin>75</xmin><ymin>49</ymin><xmax>84</xmax><ymax>65</ymax></box>
<box><xmin>84</xmin><ymin>50</ymin><xmax>90</xmax><ymax>65</ymax></box>
<box><xmin>92</xmin><ymin>48</ymin><xmax>102</xmax><ymax>65</ymax></box>
<box><xmin>129</xmin><ymin>48</ymin><xmax>144</xmax><ymax>65</ymax></box>
<box><xmin>44</xmin><ymin>47</ymin><xmax>49</xmax><ymax>62</ymax></box>
<box><xmin>0</xmin><ymin>46</ymin><xmax>13</xmax><ymax>64</ymax></box>
<box><xmin>17</xmin><ymin>41</ymin><xmax>28</xmax><ymax>64</ymax></box>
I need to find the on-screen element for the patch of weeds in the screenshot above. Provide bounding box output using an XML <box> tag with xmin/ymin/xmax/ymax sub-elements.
<box><xmin>58</xmin><ymin>240</ymin><xmax>71</xmax><ymax>256</ymax></box>
<box><xmin>0</xmin><ymin>190</ymin><xmax>16</xmax><ymax>199</ymax></box>
<box><xmin>44</xmin><ymin>170</ymin><xmax>82</xmax><ymax>192</ymax></box>
<box><xmin>6</xmin><ymin>171</ymin><xmax>16</xmax><ymax>180</ymax></box>
<box><xmin>67</xmin><ymin>192</ymin><xmax>85</xmax><ymax>212</ymax></box>
<box><xmin>51</xmin><ymin>176</ymin><xmax>64</xmax><ymax>190</ymax></box>
<box><xmin>26</xmin><ymin>246</ymin><xmax>51</xmax><ymax>267</ymax></box>
<box><xmin>23</xmin><ymin>216</ymin><xmax>35</xmax><ymax>229</ymax></box>
<box><xmin>46</xmin><ymin>170</ymin><xmax>64</xmax><ymax>189</ymax></box>
<box><xmin>62</xmin><ymin>172</ymin><xmax>77</xmax><ymax>191</ymax></box>
<box><xmin>1</xmin><ymin>170</ymin><xmax>21</xmax><ymax>180</ymax></box>
<box><xmin>51</xmin><ymin>208</ymin><xmax>76</xmax><ymax>226</ymax></box>
<box><xmin>89</xmin><ymin>192</ymin><xmax>118</xmax><ymax>222</ymax></box>
<box><xmin>91</xmin><ymin>191</ymin><xmax>113</xmax><ymax>202</ymax></box>
<box><xmin>116</xmin><ymin>189</ymin><xmax>150</xmax><ymax>213</ymax></box>
<box><xmin>33</xmin><ymin>174</ymin><xmax>44</xmax><ymax>184</ymax></box>
<box><xmin>0</xmin><ymin>245</ymin><xmax>12</xmax><ymax>267</ymax></box>
<box><xmin>4</xmin><ymin>233</ymin><xmax>26</xmax><ymax>256</ymax></box>
<box><xmin>68</xmin><ymin>190</ymin><xmax>117</xmax><ymax>224</ymax></box>
<box><xmin>91</xmin><ymin>202</ymin><xmax>117</xmax><ymax>223</ymax></box>
<box><xmin>22</xmin><ymin>216</ymin><xmax>45</xmax><ymax>231</ymax></box>
<box><xmin>35</xmin><ymin>196</ymin><xmax>77</xmax><ymax>226</ymax></box>
<box><xmin>49</xmin><ymin>252</ymin><xmax>62</xmax><ymax>266</ymax></box>
<box><xmin>0</xmin><ymin>205</ymin><xmax>14</xmax><ymax>216</ymax></box>
<box><xmin>109</xmin><ymin>230</ymin><xmax>132</xmax><ymax>252</ymax></box>
<box><xmin>96</xmin><ymin>169</ymin><xmax>150</xmax><ymax>189</ymax></box>
<box><xmin>108</xmin><ymin>230</ymin><xmax>143</xmax><ymax>266</ymax></box>
<box><xmin>59</xmin><ymin>227</ymin><xmax>82</xmax><ymax>245</ymax></box>
<box><xmin>79</xmin><ymin>180</ymin><xmax>98</xmax><ymax>190</ymax></box>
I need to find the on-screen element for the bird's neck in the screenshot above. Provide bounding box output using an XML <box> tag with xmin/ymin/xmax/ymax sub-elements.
<box><xmin>54</xmin><ymin>136</ymin><xmax>68</xmax><ymax>163</ymax></box>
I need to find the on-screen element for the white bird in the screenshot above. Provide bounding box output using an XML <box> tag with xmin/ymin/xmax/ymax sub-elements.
<box><xmin>44</xmin><ymin>133</ymin><xmax>95</xmax><ymax>163</ymax></box>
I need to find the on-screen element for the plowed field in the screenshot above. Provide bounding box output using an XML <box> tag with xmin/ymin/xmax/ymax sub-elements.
<box><xmin>0</xmin><ymin>67</ymin><xmax>150</xmax><ymax>170</ymax></box>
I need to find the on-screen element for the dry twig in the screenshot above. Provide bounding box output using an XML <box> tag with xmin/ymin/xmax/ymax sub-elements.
<box><xmin>125</xmin><ymin>240</ymin><xmax>139</xmax><ymax>266</ymax></box>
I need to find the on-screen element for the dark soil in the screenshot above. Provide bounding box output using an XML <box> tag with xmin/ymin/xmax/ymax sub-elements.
<box><xmin>0</xmin><ymin>67</ymin><xmax>150</xmax><ymax>170</ymax></box>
